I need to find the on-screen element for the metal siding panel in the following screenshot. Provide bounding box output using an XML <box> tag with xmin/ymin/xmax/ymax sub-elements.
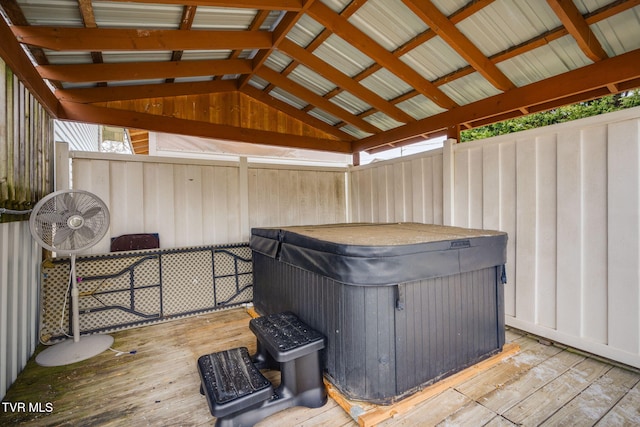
<box><xmin>0</xmin><ymin>222</ymin><xmax>40</xmax><ymax>401</ymax></box>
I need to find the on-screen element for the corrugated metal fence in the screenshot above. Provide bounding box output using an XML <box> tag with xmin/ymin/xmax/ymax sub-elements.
<box><xmin>0</xmin><ymin>59</ymin><xmax>53</xmax><ymax>399</ymax></box>
<box><xmin>350</xmin><ymin>106</ymin><xmax>640</xmax><ymax>369</ymax></box>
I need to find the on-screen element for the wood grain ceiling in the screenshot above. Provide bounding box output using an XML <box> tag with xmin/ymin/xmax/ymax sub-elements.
<box><xmin>1</xmin><ymin>0</ymin><xmax>639</xmax><ymax>160</ymax></box>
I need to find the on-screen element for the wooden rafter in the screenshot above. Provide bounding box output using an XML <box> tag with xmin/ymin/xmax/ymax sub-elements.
<box><xmin>256</xmin><ymin>66</ymin><xmax>380</xmax><ymax>135</ymax></box>
<box><xmin>100</xmin><ymin>0</ymin><xmax>303</xmax><ymax>10</ymax></box>
<box><xmin>355</xmin><ymin>48</ymin><xmax>640</xmax><ymax>152</ymax></box>
<box><xmin>56</xmin><ymin>80</ymin><xmax>239</xmax><ymax>103</ymax></box>
<box><xmin>278</xmin><ymin>38</ymin><xmax>415</xmax><ymax>124</ymax></box>
<box><xmin>402</xmin><ymin>0</ymin><xmax>515</xmax><ymax>92</ymax></box>
<box><xmin>37</xmin><ymin>59</ymin><xmax>252</xmax><ymax>83</ymax></box>
<box><xmin>306</xmin><ymin>1</ymin><xmax>458</xmax><ymax>110</ymax></box>
<box><xmin>59</xmin><ymin>101</ymin><xmax>353</xmax><ymax>154</ymax></box>
<box><xmin>166</xmin><ymin>5</ymin><xmax>198</xmax><ymax>83</ymax></box>
<box><xmin>547</xmin><ymin>0</ymin><xmax>608</xmax><ymax>62</ymax></box>
<box><xmin>11</xmin><ymin>27</ymin><xmax>273</xmax><ymax>51</ymax></box>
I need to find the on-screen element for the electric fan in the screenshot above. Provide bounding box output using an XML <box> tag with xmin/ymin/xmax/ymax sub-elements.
<box><xmin>29</xmin><ymin>189</ymin><xmax>114</xmax><ymax>366</ymax></box>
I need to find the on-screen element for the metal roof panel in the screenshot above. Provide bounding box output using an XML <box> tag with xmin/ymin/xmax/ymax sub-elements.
<box><xmin>348</xmin><ymin>0</ymin><xmax>428</xmax><ymax>51</ymax></box>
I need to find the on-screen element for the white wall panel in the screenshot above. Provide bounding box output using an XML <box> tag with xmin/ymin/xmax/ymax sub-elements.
<box><xmin>350</xmin><ymin>150</ymin><xmax>443</xmax><ymax>224</ymax></box>
<box><xmin>247</xmin><ymin>165</ymin><xmax>346</xmax><ymax>228</ymax></box>
<box><xmin>71</xmin><ymin>153</ymin><xmax>347</xmax><ymax>250</ymax></box>
<box><xmin>349</xmin><ymin>106</ymin><xmax>640</xmax><ymax>369</ymax></box>
<box><xmin>0</xmin><ymin>221</ymin><xmax>40</xmax><ymax>400</ymax></box>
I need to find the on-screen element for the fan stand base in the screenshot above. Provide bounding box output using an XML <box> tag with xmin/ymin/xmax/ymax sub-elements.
<box><xmin>36</xmin><ymin>334</ymin><xmax>114</xmax><ymax>367</ymax></box>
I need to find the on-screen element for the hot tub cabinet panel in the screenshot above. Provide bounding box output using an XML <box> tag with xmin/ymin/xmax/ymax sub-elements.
<box><xmin>250</xmin><ymin>223</ymin><xmax>507</xmax><ymax>403</ymax></box>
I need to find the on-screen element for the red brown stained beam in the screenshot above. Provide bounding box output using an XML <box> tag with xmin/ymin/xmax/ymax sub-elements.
<box><xmin>58</xmin><ymin>100</ymin><xmax>353</xmax><ymax>154</ymax></box>
<box><xmin>278</xmin><ymin>38</ymin><xmax>415</xmax><ymax>123</ymax></box>
<box><xmin>354</xmin><ymin>48</ymin><xmax>640</xmax><ymax>152</ymax></box>
<box><xmin>37</xmin><ymin>59</ymin><xmax>253</xmax><ymax>82</ymax></box>
<box><xmin>242</xmin><ymin>85</ymin><xmax>355</xmax><ymax>141</ymax></box>
<box><xmin>77</xmin><ymin>0</ymin><xmax>106</xmax><ymax>87</ymax></box>
<box><xmin>55</xmin><ymin>79</ymin><xmax>239</xmax><ymax>103</ymax></box>
<box><xmin>402</xmin><ymin>0</ymin><xmax>515</xmax><ymax>92</ymax></box>
<box><xmin>306</xmin><ymin>1</ymin><xmax>458</xmax><ymax>110</ymax></box>
<box><xmin>238</xmin><ymin>0</ymin><xmax>317</xmax><ymax>90</ymax></box>
<box><xmin>0</xmin><ymin>9</ymin><xmax>59</xmax><ymax>115</ymax></box>
<box><xmin>101</xmin><ymin>0</ymin><xmax>303</xmax><ymax>10</ymax></box>
<box><xmin>167</xmin><ymin>5</ymin><xmax>197</xmax><ymax>83</ymax></box>
<box><xmin>546</xmin><ymin>0</ymin><xmax>608</xmax><ymax>62</ymax></box>
<box><xmin>256</xmin><ymin>66</ymin><xmax>381</xmax><ymax>135</ymax></box>
<box><xmin>11</xmin><ymin>27</ymin><xmax>273</xmax><ymax>51</ymax></box>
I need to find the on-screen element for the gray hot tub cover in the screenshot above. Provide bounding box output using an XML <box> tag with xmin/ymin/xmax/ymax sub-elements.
<box><xmin>250</xmin><ymin>223</ymin><xmax>507</xmax><ymax>286</ymax></box>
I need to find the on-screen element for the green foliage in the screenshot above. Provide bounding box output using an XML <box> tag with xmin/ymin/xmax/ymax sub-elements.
<box><xmin>460</xmin><ymin>90</ymin><xmax>640</xmax><ymax>142</ymax></box>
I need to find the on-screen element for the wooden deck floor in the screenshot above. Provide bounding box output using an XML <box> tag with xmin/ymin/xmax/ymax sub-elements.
<box><xmin>2</xmin><ymin>307</ymin><xmax>639</xmax><ymax>426</ymax></box>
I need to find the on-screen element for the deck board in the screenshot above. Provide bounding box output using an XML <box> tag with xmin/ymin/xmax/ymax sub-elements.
<box><xmin>1</xmin><ymin>307</ymin><xmax>639</xmax><ymax>426</ymax></box>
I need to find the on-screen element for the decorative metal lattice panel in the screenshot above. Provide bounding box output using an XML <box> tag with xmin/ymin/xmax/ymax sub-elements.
<box><xmin>40</xmin><ymin>243</ymin><xmax>253</xmax><ymax>341</ymax></box>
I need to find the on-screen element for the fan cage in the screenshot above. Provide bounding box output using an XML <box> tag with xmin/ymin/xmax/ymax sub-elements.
<box><xmin>30</xmin><ymin>190</ymin><xmax>110</xmax><ymax>254</ymax></box>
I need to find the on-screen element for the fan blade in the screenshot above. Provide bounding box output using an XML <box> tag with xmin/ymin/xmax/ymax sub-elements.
<box><xmin>81</xmin><ymin>206</ymin><xmax>102</xmax><ymax>219</ymax></box>
<box><xmin>62</xmin><ymin>192</ymin><xmax>77</xmax><ymax>212</ymax></box>
<box><xmin>76</xmin><ymin>225</ymin><xmax>96</xmax><ymax>241</ymax></box>
<box><xmin>36</xmin><ymin>211</ymin><xmax>64</xmax><ymax>224</ymax></box>
<box><xmin>53</xmin><ymin>227</ymin><xmax>74</xmax><ymax>248</ymax></box>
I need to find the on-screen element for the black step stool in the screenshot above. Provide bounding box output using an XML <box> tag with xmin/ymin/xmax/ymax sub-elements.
<box><xmin>197</xmin><ymin>312</ymin><xmax>326</xmax><ymax>427</ymax></box>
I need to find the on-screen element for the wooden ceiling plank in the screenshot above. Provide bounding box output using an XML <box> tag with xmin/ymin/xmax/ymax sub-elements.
<box><xmin>38</xmin><ymin>59</ymin><xmax>252</xmax><ymax>83</ymax></box>
<box><xmin>402</xmin><ymin>0</ymin><xmax>515</xmax><ymax>92</ymax></box>
<box><xmin>242</xmin><ymin>85</ymin><xmax>355</xmax><ymax>141</ymax></box>
<box><xmin>256</xmin><ymin>66</ymin><xmax>380</xmax><ymax>135</ymax></box>
<box><xmin>307</xmin><ymin>1</ymin><xmax>458</xmax><ymax>110</ymax></box>
<box><xmin>278</xmin><ymin>38</ymin><xmax>415</xmax><ymax>123</ymax></box>
<box><xmin>56</xmin><ymin>80</ymin><xmax>239</xmax><ymax>103</ymax></box>
<box><xmin>354</xmin><ymin>48</ymin><xmax>640</xmax><ymax>152</ymax></box>
<box><xmin>59</xmin><ymin>100</ymin><xmax>353</xmax><ymax>154</ymax></box>
<box><xmin>99</xmin><ymin>0</ymin><xmax>303</xmax><ymax>10</ymax></box>
<box><xmin>11</xmin><ymin>27</ymin><xmax>273</xmax><ymax>51</ymax></box>
<box><xmin>546</xmin><ymin>0</ymin><xmax>608</xmax><ymax>62</ymax></box>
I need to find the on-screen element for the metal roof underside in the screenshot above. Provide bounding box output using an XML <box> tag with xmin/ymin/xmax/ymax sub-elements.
<box><xmin>1</xmin><ymin>0</ymin><xmax>639</xmax><ymax>157</ymax></box>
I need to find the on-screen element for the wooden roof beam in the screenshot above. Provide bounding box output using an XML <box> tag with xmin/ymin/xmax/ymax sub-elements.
<box><xmin>256</xmin><ymin>66</ymin><xmax>380</xmax><ymax>135</ymax></box>
<box><xmin>55</xmin><ymin>79</ymin><xmax>239</xmax><ymax>103</ymax></box>
<box><xmin>12</xmin><ymin>26</ymin><xmax>273</xmax><ymax>51</ymax></box>
<box><xmin>402</xmin><ymin>0</ymin><xmax>515</xmax><ymax>92</ymax></box>
<box><xmin>242</xmin><ymin>85</ymin><xmax>355</xmax><ymax>141</ymax></box>
<box><xmin>354</xmin><ymin>48</ymin><xmax>640</xmax><ymax>152</ymax></box>
<box><xmin>278</xmin><ymin>38</ymin><xmax>415</xmax><ymax>124</ymax></box>
<box><xmin>307</xmin><ymin>1</ymin><xmax>458</xmax><ymax>110</ymax></box>
<box><xmin>547</xmin><ymin>0</ymin><xmax>608</xmax><ymax>62</ymax></box>
<box><xmin>166</xmin><ymin>5</ymin><xmax>198</xmax><ymax>83</ymax></box>
<box><xmin>100</xmin><ymin>0</ymin><xmax>303</xmax><ymax>10</ymax></box>
<box><xmin>37</xmin><ymin>59</ymin><xmax>252</xmax><ymax>83</ymax></box>
<box><xmin>0</xmin><ymin>9</ymin><xmax>59</xmax><ymax>115</ymax></box>
<box><xmin>239</xmin><ymin>0</ymin><xmax>317</xmax><ymax>89</ymax></box>
<box><xmin>59</xmin><ymin>101</ymin><xmax>353</xmax><ymax>154</ymax></box>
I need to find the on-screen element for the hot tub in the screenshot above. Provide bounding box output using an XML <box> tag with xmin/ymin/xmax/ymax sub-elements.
<box><xmin>250</xmin><ymin>223</ymin><xmax>508</xmax><ymax>403</ymax></box>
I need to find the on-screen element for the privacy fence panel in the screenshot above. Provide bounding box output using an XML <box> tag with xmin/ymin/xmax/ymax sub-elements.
<box><xmin>70</xmin><ymin>154</ymin><xmax>348</xmax><ymax>251</ymax></box>
<box><xmin>350</xmin><ymin>106</ymin><xmax>640</xmax><ymax>369</ymax></box>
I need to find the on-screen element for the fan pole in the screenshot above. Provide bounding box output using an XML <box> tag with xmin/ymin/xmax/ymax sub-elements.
<box><xmin>70</xmin><ymin>254</ymin><xmax>81</xmax><ymax>343</ymax></box>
